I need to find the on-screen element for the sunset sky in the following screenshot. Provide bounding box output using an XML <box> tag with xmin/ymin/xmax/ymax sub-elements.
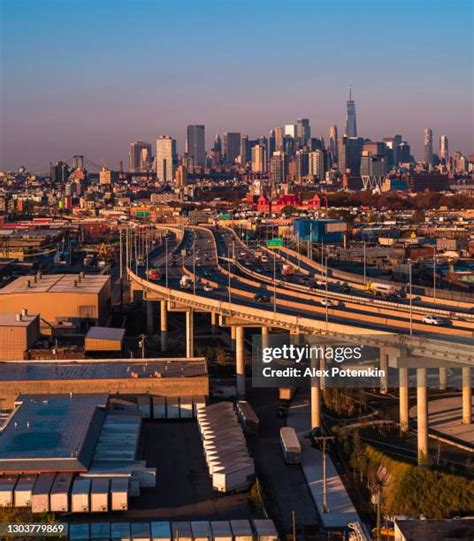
<box><xmin>1</xmin><ymin>0</ymin><xmax>472</xmax><ymax>171</ymax></box>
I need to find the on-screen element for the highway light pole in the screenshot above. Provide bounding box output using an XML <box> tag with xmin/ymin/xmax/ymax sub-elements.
<box><xmin>273</xmin><ymin>249</ymin><xmax>277</xmax><ymax>313</ymax></box>
<box><xmin>408</xmin><ymin>259</ymin><xmax>413</xmax><ymax>336</ymax></box>
<box><xmin>433</xmin><ymin>246</ymin><xmax>437</xmax><ymax>301</ymax></box>
<box><xmin>363</xmin><ymin>241</ymin><xmax>367</xmax><ymax>285</ymax></box>
<box><xmin>325</xmin><ymin>256</ymin><xmax>329</xmax><ymax>328</ymax></box>
<box><xmin>119</xmin><ymin>227</ymin><xmax>123</xmax><ymax>306</ymax></box>
<box><xmin>313</xmin><ymin>434</ymin><xmax>335</xmax><ymax>513</ymax></box>
<box><xmin>165</xmin><ymin>236</ymin><xmax>169</xmax><ymax>289</ymax></box>
<box><xmin>193</xmin><ymin>240</ymin><xmax>196</xmax><ymax>296</ymax></box>
<box><xmin>228</xmin><ymin>247</ymin><xmax>232</xmax><ymax>304</ymax></box>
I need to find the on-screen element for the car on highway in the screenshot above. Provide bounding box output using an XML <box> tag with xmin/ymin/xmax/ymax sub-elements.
<box><xmin>315</xmin><ymin>279</ymin><xmax>327</xmax><ymax>287</ymax></box>
<box><xmin>422</xmin><ymin>314</ymin><xmax>444</xmax><ymax>326</ymax></box>
<box><xmin>254</xmin><ymin>294</ymin><xmax>271</xmax><ymax>303</ymax></box>
<box><xmin>340</xmin><ymin>283</ymin><xmax>351</xmax><ymax>293</ymax></box>
<box><xmin>203</xmin><ymin>284</ymin><xmax>213</xmax><ymax>292</ymax></box>
<box><xmin>319</xmin><ymin>298</ymin><xmax>336</xmax><ymax>307</ymax></box>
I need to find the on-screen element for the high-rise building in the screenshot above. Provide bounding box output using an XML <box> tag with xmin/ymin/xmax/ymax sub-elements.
<box><xmin>50</xmin><ymin>161</ymin><xmax>69</xmax><ymax>183</ymax></box>
<box><xmin>383</xmin><ymin>135</ymin><xmax>402</xmax><ymax>168</ymax></box>
<box><xmin>251</xmin><ymin>144</ymin><xmax>267</xmax><ymax>173</ymax></box>
<box><xmin>344</xmin><ymin>88</ymin><xmax>357</xmax><ymax>137</ymax></box>
<box><xmin>156</xmin><ymin>136</ymin><xmax>177</xmax><ymax>182</ymax></box>
<box><xmin>240</xmin><ymin>135</ymin><xmax>250</xmax><ymax>164</ymax></box>
<box><xmin>309</xmin><ymin>149</ymin><xmax>325</xmax><ymax>179</ymax></box>
<box><xmin>296</xmin><ymin>119</ymin><xmax>311</xmax><ymax>146</ymax></box>
<box><xmin>274</xmin><ymin>127</ymin><xmax>284</xmax><ymax>151</ymax></box>
<box><xmin>223</xmin><ymin>132</ymin><xmax>241</xmax><ymax>163</ymax></box>
<box><xmin>398</xmin><ymin>141</ymin><xmax>412</xmax><ymax>164</ymax></box>
<box><xmin>284</xmin><ymin>124</ymin><xmax>296</xmax><ymax>138</ymax></box>
<box><xmin>186</xmin><ymin>125</ymin><xmax>205</xmax><ymax>168</ymax></box>
<box><xmin>338</xmin><ymin>136</ymin><xmax>364</xmax><ymax>174</ymax></box>
<box><xmin>270</xmin><ymin>151</ymin><xmax>287</xmax><ymax>184</ymax></box>
<box><xmin>295</xmin><ymin>149</ymin><xmax>309</xmax><ymax>181</ymax></box>
<box><xmin>439</xmin><ymin>134</ymin><xmax>449</xmax><ymax>162</ymax></box>
<box><xmin>129</xmin><ymin>141</ymin><xmax>152</xmax><ymax>172</ymax></box>
<box><xmin>175</xmin><ymin>165</ymin><xmax>188</xmax><ymax>188</ymax></box>
<box><xmin>283</xmin><ymin>135</ymin><xmax>295</xmax><ymax>159</ymax></box>
<box><xmin>423</xmin><ymin>128</ymin><xmax>433</xmax><ymax>166</ymax></box>
<box><xmin>213</xmin><ymin>133</ymin><xmax>222</xmax><ymax>153</ymax></box>
<box><xmin>360</xmin><ymin>151</ymin><xmax>388</xmax><ymax>177</ymax></box>
<box><xmin>329</xmin><ymin>125</ymin><xmax>338</xmax><ymax>165</ymax></box>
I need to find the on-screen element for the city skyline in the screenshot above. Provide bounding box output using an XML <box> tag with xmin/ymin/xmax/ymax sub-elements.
<box><xmin>1</xmin><ymin>0</ymin><xmax>473</xmax><ymax>170</ymax></box>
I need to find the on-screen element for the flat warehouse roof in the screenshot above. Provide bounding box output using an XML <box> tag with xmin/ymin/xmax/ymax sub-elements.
<box><xmin>0</xmin><ymin>313</ymin><xmax>38</xmax><ymax>327</ymax></box>
<box><xmin>0</xmin><ymin>393</ymin><xmax>108</xmax><ymax>473</ymax></box>
<box><xmin>85</xmin><ymin>326</ymin><xmax>125</xmax><ymax>341</ymax></box>
<box><xmin>0</xmin><ymin>359</ymin><xmax>207</xmax><ymax>381</ymax></box>
<box><xmin>0</xmin><ymin>274</ymin><xmax>109</xmax><ymax>295</ymax></box>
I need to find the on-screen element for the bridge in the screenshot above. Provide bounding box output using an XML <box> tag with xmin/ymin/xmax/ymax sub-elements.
<box><xmin>125</xmin><ymin>223</ymin><xmax>474</xmax><ymax>464</ymax></box>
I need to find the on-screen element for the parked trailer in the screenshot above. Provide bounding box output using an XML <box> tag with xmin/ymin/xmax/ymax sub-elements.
<box><xmin>179</xmin><ymin>396</ymin><xmax>193</xmax><ymax>419</ymax></box>
<box><xmin>50</xmin><ymin>473</ymin><xmax>73</xmax><ymax>512</ymax></box>
<box><xmin>230</xmin><ymin>519</ymin><xmax>254</xmax><ymax>541</ymax></box>
<box><xmin>171</xmin><ymin>521</ymin><xmax>193</xmax><ymax>541</ymax></box>
<box><xmin>109</xmin><ymin>477</ymin><xmax>128</xmax><ymax>511</ymax></box>
<box><xmin>0</xmin><ymin>475</ymin><xmax>18</xmax><ymax>507</ymax></box>
<box><xmin>191</xmin><ymin>521</ymin><xmax>212</xmax><ymax>541</ymax></box>
<box><xmin>31</xmin><ymin>473</ymin><xmax>56</xmax><ymax>513</ymax></box>
<box><xmin>236</xmin><ymin>401</ymin><xmax>259</xmax><ymax>435</ymax></box>
<box><xmin>212</xmin><ymin>461</ymin><xmax>255</xmax><ymax>492</ymax></box>
<box><xmin>69</xmin><ymin>523</ymin><xmax>90</xmax><ymax>540</ymax></box>
<box><xmin>253</xmin><ymin>520</ymin><xmax>278</xmax><ymax>541</ymax></box>
<box><xmin>166</xmin><ymin>397</ymin><xmax>180</xmax><ymax>419</ymax></box>
<box><xmin>14</xmin><ymin>475</ymin><xmax>37</xmax><ymax>507</ymax></box>
<box><xmin>131</xmin><ymin>521</ymin><xmax>151</xmax><ymax>541</ymax></box>
<box><xmin>71</xmin><ymin>478</ymin><xmax>91</xmax><ymax>513</ymax></box>
<box><xmin>210</xmin><ymin>521</ymin><xmax>233</xmax><ymax>541</ymax></box>
<box><xmin>111</xmin><ymin>522</ymin><xmax>131</xmax><ymax>541</ymax></box>
<box><xmin>280</xmin><ymin>427</ymin><xmax>302</xmax><ymax>465</ymax></box>
<box><xmin>150</xmin><ymin>521</ymin><xmax>171</xmax><ymax>541</ymax></box>
<box><xmin>192</xmin><ymin>395</ymin><xmax>206</xmax><ymax>417</ymax></box>
<box><xmin>91</xmin><ymin>522</ymin><xmax>111</xmax><ymax>540</ymax></box>
<box><xmin>91</xmin><ymin>478</ymin><xmax>109</xmax><ymax>512</ymax></box>
<box><xmin>152</xmin><ymin>396</ymin><xmax>167</xmax><ymax>419</ymax></box>
<box><xmin>137</xmin><ymin>395</ymin><xmax>151</xmax><ymax>419</ymax></box>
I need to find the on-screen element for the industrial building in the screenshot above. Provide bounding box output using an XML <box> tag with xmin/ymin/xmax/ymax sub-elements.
<box><xmin>0</xmin><ymin>311</ymin><xmax>40</xmax><ymax>360</ymax></box>
<box><xmin>0</xmin><ymin>273</ymin><xmax>111</xmax><ymax>330</ymax></box>
<box><xmin>293</xmin><ymin>218</ymin><xmax>346</xmax><ymax>243</ymax></box>
<box><xmin>0</xmin><ymin>358</ymin><xmax>208</xmax><ymax>408</ymax></box>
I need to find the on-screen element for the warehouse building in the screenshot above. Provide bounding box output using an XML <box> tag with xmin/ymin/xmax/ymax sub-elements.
<box><xmin>0</xmin><ymin>311</ymin><xmax>40</xmax><ymax>360</ymax></box>
<box><xmin>0</xmin><ymin>273</ymin><xmax>111</xmax><ymax>329</ymax></box>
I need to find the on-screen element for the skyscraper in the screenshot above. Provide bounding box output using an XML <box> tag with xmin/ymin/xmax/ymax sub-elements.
<box><xmin>223</xmin><ymin>132</ymin><xmax>241</xmax><ymax>163</ymax></box>
<box><xmin>251</xmin><ymin>144</ymin><xmax>267</xmax><ymax>173</ymax></box>
<box><xmin>329</xmin><ymin>125</ymin><xmax>338</xmax><ymax>165</ymax></box>
<box><xmin>186</xmin><ymin>125</ymin><xmax>205</xmax><ymax>167</ymax></box>
<box><xmin>240</xmin><ymin>135</ymin><xmax>250</xmax><ymax>164</ymax></box>
<box><xmin>274</xmin><ymin>127</ymin><xmax>284</xmax><ymax>151</ymax></box>
<box><xmin>338</xmin><ymin>136</ymin><xmax>364</xmax><ymax>174</ymax></box>
<box><xmin>213</xmin><ymin>133</ymin><xmax>222</xmax><ymax>153</ymax></box>
<box><xmin>423</xmin><ymin>128</ymin><xmax>433</xmax><ymax>166</ymax></box>
<box><xmin>270</xmin><ymin>151</ymin><xmax>287</xmax><ymax>184</ymax></box>
<box><xmin>295</xmin><ymin>149</ymin><xmax>309</xmax><ymax>181</ymax></box>
<box><xmin>284</xmin><ymin>124</ymin><xmax>296</xmax><ymax>138</ymax></box>
<box><xmin>129</xmin><ymin>141</ymin><xmax>152</xmax><ymax>172</ymax></box>
<box><xmin>344</xmin><ymin>88</ymin><xmax>357</xmax><ymax>137</ymax></box>
<box><xmin>156</xmin><ymin>136</ymin><xmax>177</xmax><ymax>182</ymax></box>
<box><xmin>296</xmin><ymin>118</ymin><xmax>311</xmax><ymax>146</ymax></box>
<box><xmin>309</xmin><ymin>150</ymin><xmax>325</xmax><ymax>179</ymax></box>
<box><xmin>439</xmin><ymin>134</ymin><xmax>449</xmax><ymax>162</ymax></box>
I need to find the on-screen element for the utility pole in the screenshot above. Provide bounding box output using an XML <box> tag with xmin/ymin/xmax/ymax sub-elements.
<box><xmin>363</xmin><ymin>241</ymin><xmax>367</xmax><ymax>285</ymax></box>
<box><xmin>139</xmin><ymin>334</ymin><xmax>145</xmax><ymax>359</ymax></box>
<box><xmin>227</xmin><ymin>247</ymin><xmax>232</xmax><ymax>304</ymax></box>
<box><xmin>119</xmin><ymin>227</ymin><xmax>123</xmax><ymax>306</ymax></box>
<box><xmin>313</xmin><ymin>434</ymin><xmax>335</xmax><ymax>513</ymax></box>
<box><xmin>292</xmin><ymin>510</ymin><xmax>296</xmax><ymax>541</ymax></box>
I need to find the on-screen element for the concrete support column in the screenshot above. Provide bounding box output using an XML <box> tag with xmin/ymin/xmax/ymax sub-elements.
<box><xmin>320</xmin><ymin>356</ymin><xmax>326</xmax><ymax>392</ymax></box>
<box><xmin>417</xmin><ymin>368</ymin><xmax>429</xmax><ymax>463</ymax></box>
<box><xmin>236</xmin><ymin>326</ymin><xmax>245</xmax><ymax>397</ymax></box>
<box><xmin>379</xmin><ymin>348</ymin><xmax>388</xmax><ymax>395</ymax></box>
<box><xmin>399</xmin><ymin>367</ymin><xmax>409</xmax><ymax>432</ymax></box>
<box><xmin>261</xmin><ymin>326</ymin><xmax>269</xmax><ymax>350</ymax></box>
<box><xmin>160</xmin><ymin>300</ymin><xmax>168</xmax><ymax>353</ymax></box>
<box><xmin>439</xmin><ymin>367</ymin><xmax>447</xmax><ymax>391</ymax></box>
<box><xmin>230</xmin><ymin>325</ymin><xmax>236</xmax><ymax>352</ymax></box>
<box><xmin>186</xmin><ymin>310</ymin><xmax>194</xmax><ymax>358</ymax></box>
<box><xmin>146</xmin><ymin>301</ymin><xmax>154</xmax><ymax>335</ymax></box>
<box><xmin>211</xmin><ymin>312</ymin><xmax>218</xmax><ymax>335</ymax></box>
<box><xmin>311</xmin><ymin>353</ymin><xmax>321</xmax><ymax>429</ymax></box>
<box><xmin>462</xmin><ymin>367</ymin><xmax>472</xmax><ymax>425</ymax></box>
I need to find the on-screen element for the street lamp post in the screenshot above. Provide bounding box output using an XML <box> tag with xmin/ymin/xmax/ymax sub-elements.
<box><xmin>433</xmin><ymin>246</ymin><xmax>437</xmax><ymax>301</ymax></box>
<box><xmin>165</xmin><ymin>236</ymin><xmax>169</xmax><ymax>289</ymax></box>
<box><xmin>273</xmin><ymin>249</ymin><xmax>277</xmax><ymax>313</ymax></box>
<box><xmin>408</xmin><ymin>259</ymin><xmax>413</xmax><ymax>336</ymax></box>
<box><xmin>363</xmin><ymin>241</ymin><xmax>367</xmax><ymax>285</ymax></box>
<box><xmin>325</xmin><ymin>256</ymin><xmax>329</xmax><ymax>327</ymax></box>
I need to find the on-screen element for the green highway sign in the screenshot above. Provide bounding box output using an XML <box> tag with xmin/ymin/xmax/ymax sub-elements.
<box><xmin>218</xmin><ymin>213</ymin><xmax>232</xmax><ymax>220</ymax></box>
<box><xmin>267</xmin><ymin>237</ymin><xmax>283</xmax><ymax>248</ymax></box>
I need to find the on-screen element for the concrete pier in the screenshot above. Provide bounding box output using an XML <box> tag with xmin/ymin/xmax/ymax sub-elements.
<box><xmin>186</xmin><ymin>310</ymin><xmax>194</xmax><ymax>358</ymax></box>
<box><xmin>236</xmin><ymin>326</ymin><xmax>245</xmax><ymax>397</ymax></box>
<box><xmin>462</xmin><ymin>367</ymin><xmax>472</xmax><ymax>425</ymax></box>
<box><xmin>439</xmin><ymin>367</ymin><xmax>447</xmax><ymax>391</ymax></box>
<box><xmin>399</xmin><ymin>367</ymin><xmax>409</xmax><ymax>433</ymax></box>
<box><xmin>417</xmin><ymin>368</ymin><xmax>429</xmax><ymax>463</ymax></box>
<box><xmin>160</xmin><ymin>300</ymin><xmax>167</xmax><ymax>352</ymax></box>
<box><xmin>379</xmin><ymin>348</ymin><xmax>388</xmax><ymax>395</ymax></box>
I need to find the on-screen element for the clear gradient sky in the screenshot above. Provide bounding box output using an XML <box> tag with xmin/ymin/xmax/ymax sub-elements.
<box><xmin>1</xmin><ymin>0</ymin><xmax>473</xmax><ymax>171</ymax></box>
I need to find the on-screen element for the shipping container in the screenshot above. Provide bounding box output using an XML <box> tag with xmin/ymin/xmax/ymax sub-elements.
<box><xmin>253</xmin><ymin>520</ymin><xmax>278</xmax><ymax>541</ymax></box>
<box><xmin>280</xmin><ymin>427</ymin><xmax>301</xmax><ymax>464</ymax></box>
<box><xmin>131</xmin><ymin>521</ymin><xmax>151</xmax><ymax>541</ymax></box>
<box><xmin>137</xmin><ymin>395</ymin><xmax>151</xmax><ymax>419</ymax></box>
<box><xmin>210</xmin><ymin>521</ymin><xmax>233</xmax><ymax>541</ymax></box>
<box><xmin>31</xmin><ymin>473</ymin><xmax>56</xmax><ymax>513</ymax></box>
<box><xmin>0</xmin><ymin>475</ymin><xmax>18</xmax><ymax>507</ymax></box>
<box><xmin>191</xmin><ymin>521</ymin><xmax>212</xmax><ymax>541</ymax></box>
<box><xmin>91</xmin><ymin>522</ymin><xmax>111</xmax><ymax>540</ymax></box>
<box><xmin>152</xmin><ymin>396</ymin><xmax>166</xmax><ymax>419</ymax></box>
<box><xmin>111</xmin><ymin>522</ymin><xmax>131</xmax><ymax>541</ymax></box>
<box><xmin>91</xmin><ymin>478</ymin><xmax>109</xmax><ymax>512</ymax></box>
<box><xmin>69</xmin><ymin>523</ymin><xmax>90</xmax><ymax>540</ymax></box>
<box><xmin>50</xmin><ymin>473</ymin><xmax>73</xmax><ymax>512</ymax></box>
<box><xmin>212</xmin><ymin>462</ymin><xmax>255</xmax><ymax>492</ymax></box>
<box><xmin>111</xmin><ymin>478</ymin><xmax>129</xmax><ymax>511</ymax></box>
<box><xmin>236</xmin><ymin>401</ymin><xmax>259</xmax><ymax>435</ymax></box>
<box><xmin>171</xmin><ymin>521</ymin><xmax>193</xmax><ymax>541</ymax></box>
<box><xmin>166</xmin><ymin>397</ymin><xmax>180</xmax><ymax>419</ymax></box>
<box><xmin>230</xmin><ymin>520</ymin><xmax>254</xmax><ymax>541</ymax></box>
<box><xmin>150</xmin><ymin>521</ymin><xmax>171</xmax><ymax>541</ymax></box>
<box><xmin>14</xmin><ymin>475</ymin><xmax>37</xmax><ymax>507</ymax></box>
<box><xmin>71</xmin><ymin>478</ymin><xmax>91</xmax><ymax>513</ymax></box>
<box><xmin>179</xmin><ymin>396</ymin><xmax>193</xmax><ymax>419</ymax></box>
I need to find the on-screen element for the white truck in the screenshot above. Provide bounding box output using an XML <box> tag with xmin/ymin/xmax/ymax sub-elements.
<box><xmin>179</xmin><ymin>275</ymin><xmax>193</xmax><ymax>290</ymax></box>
